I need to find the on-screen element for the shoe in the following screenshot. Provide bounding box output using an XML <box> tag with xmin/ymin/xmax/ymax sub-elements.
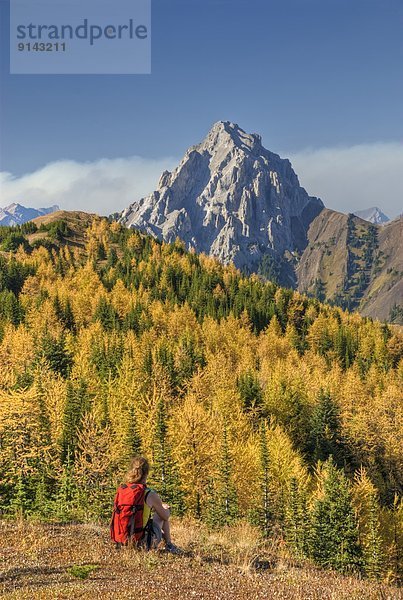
<box><xmin>165</xmin><ymin>542</ymin><xmax>182</xmax><ymax>555</ymax></box>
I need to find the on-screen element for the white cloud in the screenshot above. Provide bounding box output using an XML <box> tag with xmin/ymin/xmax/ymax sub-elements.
<box><xmin>0</xmin><ymin>156</ymin><xmax>178</xmax><ymax>216</ymax></box>
<box><xmin>288</xmin><ymin>142</ymin><xmax>403</xmax><ymax>219</ymax></box>
<box><xmin>1</xmin><ymin>143</ymin><xmax>402</xmax><ymax>220</ymax></box>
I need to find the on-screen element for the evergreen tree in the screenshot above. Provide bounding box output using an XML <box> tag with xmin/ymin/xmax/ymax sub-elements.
<box><xmin>60</xmin><ymin>380</ymin><xmax>89</xmax><ymax>462</ymax></box>
<box><xmin>90</xmin><ymin>334</ymin><xmax>124</xmax><ymax>379</ymax></box>
<box><xmin>97</xmin><ymin>242</ymin><xmax>107</xmax><ymax>261</ymax></box>
<box><xmin>107</xmin><ymin>247</ymin><xmax>118</xmax><ymax>268</ymax></box>
<box><xmin>33</xmin><ymin>472</ymin><xmax>54</xmax><ymax>519</ymax></box>
<box><xmin>11</xmin><ymin>470</ymin><xmax>29</xmax><ymax>519</ymax></box>
<box><xmin>62</xmin><ymin>298</ymin><xmax>76</xmax><ymax>333</ymax></box>
<box><xmin>237</xmin><ymin>371</ymin><xmax>264</xmax><ymax>424</ymax></box>
<box><xmin>151</xmin><ymin>398</ymin><xmax>183</xmax><ymax>515</ymax></box>
<box><xmin>259</xmin><ymin>422</ymin><xmax>271</xmax><ymax>536</ymax></box>
<box><xmin>309</xmin><ymin>458</ymin><xmax>362</xmax><ymax>573</ymax></box>
<box><xmin>53</xmin><ymin>294</ymin><xmax>63</xmax><ymax>322</ymax></box>
<box><xmin>207</xmin><ymin>427</ymin><xmax>238</xmax><ymax>527</ymax></box>
<box><xmin>308</xmin><ymin>389</ymin><xmax>346</xmax><ymax>466</ymax></box>
<box><xmin>285</xmin><ymin>477</ymin><xmax>309</xmax><ymax>557</ymax></box>
<box><xmin>39</xmin><ymin>334</ymin><xmax>72</xmax><ymax>378</ymax></box>
<box><xmin>156</xmin><ymin>344</ymin><xmax>177</xmax><ymax>390</ymax></box>
<box><xmin>217</xmin><ymin>428</ymin><xmax>238</xmax><ymax>525</ymax></box>
<box><xmin>123</xmin><ymin>304</ymin><xmax>142</xmax><ymax>333</ymax></box>
<box><xmin>94</xmin><ymin>296</ymin><xmax>120</xmax><ymax>330</ymax></box>
<box><xmin>175</xmin><ymin>336</ymin><xmax>205</xmax><ymax>384</ymax></box>
<box><xmin>55</xmin><ymin>449</ymin><xmax>77</xmax><ymax>521</ymax></box>
<box><xmin>125</xmin><ymin>405</ymin><xmax>142</xmax><ymax>457</ymax></box>
<box><xmin>0</xmin><ymin>290</ymin><xmax>23</xmax><ymax>325</ymax></box>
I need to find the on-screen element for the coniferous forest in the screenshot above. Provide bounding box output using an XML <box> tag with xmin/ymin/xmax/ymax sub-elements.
<box><xmin>0</xmin><ymin>215</ymin><xmax>402</xmax><ymax>582</ymax></box>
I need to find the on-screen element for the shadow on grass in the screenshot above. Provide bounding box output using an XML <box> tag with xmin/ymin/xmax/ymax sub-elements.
<box><xmin>0</xmin><ymin>565</ymin><xmax>66</xmax><ymax>584</ymax></box>
<box><xmin>0</xmin><ymin>562</ymin><xmax>114</xmax><ymax>592</ymax></box>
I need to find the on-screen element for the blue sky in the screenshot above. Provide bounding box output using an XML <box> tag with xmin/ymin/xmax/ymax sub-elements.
<box><xmin>1</xmin><ymin>0</ymin><xmax>402</xmax><ymax>217</ymax></box>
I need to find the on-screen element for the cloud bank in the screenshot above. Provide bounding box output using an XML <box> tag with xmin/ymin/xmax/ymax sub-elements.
<box><xmin>0</xmin><ymin>156</ymin><xmax>178</xmax><ymax>216</ymax></box>
<box><xmin>288</xmin><ymin>142</ymin><xmax>403</xmax><ymax>219</ymax></box>
<box><xmin>1</xmin><ymin>143</ymin><xmax>402</xmax><ymax>219</ymax></box>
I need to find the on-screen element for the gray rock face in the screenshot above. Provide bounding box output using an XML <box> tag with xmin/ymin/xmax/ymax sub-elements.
<box><xmin>120</xmin><ymin>121</ymin><xmax>324</xmax><ymax>275</ymax></box>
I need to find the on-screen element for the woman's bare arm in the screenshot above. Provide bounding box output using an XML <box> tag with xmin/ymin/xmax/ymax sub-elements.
<box><xmin>147</xmin><ymin>491</ymin><xmax>171</xmax><ymax>521</ymax></box>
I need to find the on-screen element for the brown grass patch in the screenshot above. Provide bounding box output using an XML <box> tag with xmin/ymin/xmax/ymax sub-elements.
<box><xmin>0</xmin><ymin>520</ymin><xmax>400</xmax><ymax>599</ymax></box>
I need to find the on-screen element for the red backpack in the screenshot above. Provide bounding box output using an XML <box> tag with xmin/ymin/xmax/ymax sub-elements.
<box><xmin>110</xmin><ymin>483</ymin><xmax>151</xmax><ymax>547</ymax></box>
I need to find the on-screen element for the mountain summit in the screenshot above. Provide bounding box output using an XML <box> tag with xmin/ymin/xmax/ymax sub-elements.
<box><xmin>120</xmin><ymin>121</ymin><xmax>401</xmax><ymax>320</ymax></box>
<box><xmin>0</xmin><ymin>203</ymin><xmax>59</xmax><ymax>226</ymax></box>
<box><xmin>353</xmin><ymin>207</ymin><xmax>390</xmax><ymax>225</ymax></box>
<box><xmin>120</xmin><ymin>121</ymin><xmax>324</xmax><ymax>282</ymax></box>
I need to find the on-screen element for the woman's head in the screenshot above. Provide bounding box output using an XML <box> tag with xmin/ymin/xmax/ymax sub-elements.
<box><xmin>126</xmin><ymin>456</ymin><xmax>150</xmax><ymax>484</ymax></box>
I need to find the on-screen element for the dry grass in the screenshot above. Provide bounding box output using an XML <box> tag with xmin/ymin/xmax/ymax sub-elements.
<box><xmin>0</xmin><ymin>520</ymin><xmax>400</xmax><ymax>599</ymax></box>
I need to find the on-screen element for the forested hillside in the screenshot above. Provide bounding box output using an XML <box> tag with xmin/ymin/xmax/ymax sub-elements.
<box><xmin>0</xmin><ymin>212</ymin><xmax>402</xmax><ymax>582</ymax></box>
<box><xmin>297</xmin><ymin>210</ymin><xmax>403</xmax><ymax>322</ymax></box>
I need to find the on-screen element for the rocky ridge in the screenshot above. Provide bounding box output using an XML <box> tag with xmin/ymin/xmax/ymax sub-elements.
<box><xmin>120</xmin><ymin>121</ymin><xmax>402</xmax><ymax>320</ymax></box>
<box><xmin>120</xmin><ymin>121</ymin><xmax>324</xmax><ymax>284</ymax></box>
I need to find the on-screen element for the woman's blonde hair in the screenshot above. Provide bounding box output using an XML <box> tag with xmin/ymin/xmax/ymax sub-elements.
<box><xmin>126</xmin><ymin>456</ymin><xmax>150</xmax><ymax>484</ymax></box>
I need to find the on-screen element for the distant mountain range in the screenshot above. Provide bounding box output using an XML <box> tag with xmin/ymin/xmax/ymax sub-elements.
<box><xmin>0</xmin><ymin>203</ymin><xmax>59</xmax><ymax>226</ymax></box>
<box><xmin>1</xmin><ymin>124</ymin><xmax>400</xmax><ymax>322</ymax></box>
<box><xmin>353</xmin><ymin>207</ymin><xmax>390</xmax><ymax>225</ymax></box>
<box><xmin>120</xmin><ymin>121</ymin><xmax>402</xmax><ymax>321</ymax></box>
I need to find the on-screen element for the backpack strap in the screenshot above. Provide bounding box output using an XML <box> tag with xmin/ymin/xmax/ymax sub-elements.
<box><xmin>145</xmin><ymin>519</ymin><xmax>155</xmax><ymax>551</ymax></box>
<box><xmin>110</xmin><ymin>489</ymin><xmax>121</xmax><ymax>543</ymax></box>
<box><xmin>143</xmin><ymin>488</ymin><xmax>154</xmax><ymax>549</ymax></box>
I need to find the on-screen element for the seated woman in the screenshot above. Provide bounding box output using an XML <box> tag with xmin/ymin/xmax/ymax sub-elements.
<box><xmin>111</xmin><ymin>456</ymin><xmax>180</xmax><ymax>554</ymax></box>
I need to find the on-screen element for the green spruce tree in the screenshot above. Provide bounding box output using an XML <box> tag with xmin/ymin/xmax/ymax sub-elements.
<box><xmin>62</xmin><ymin>298</ymin><xmax>76</xmax><ymax>333</ymax></box>
<box><xmin>54</xmin><ymin>449</ymin><xmax>77</xmax><ymax>521</ymax></box>
<box><xmin>151</xmin><ymin>398</ymin><xmax>184</xmax><ymax>515</ymax></box>
<box><xmin>309</xmin><ymin>458</ymin><xmax>362</xmax><ymax>573</ymax></box>
<box><xmin>237</xmin><ymin>371</ymin><xmax>264</xmax><ymax>425</ymax></box>
<box><xmin>207</xmin><ymin>427</ymin><xmax>238</xmax><ymax>527</ymax></box>
<box><xmin>11</xmin><ymin>470</ymin><xmax>29</xmax><ymax>520</ymax></box>
<box><xmin>60</xmin><ymin>380</ymin><xmax>89</xmax><ymax>463</ymax></box>
<box><xmin>309</xmin><ymin>389</ymin><xmax>346</xmax><ymax>467</ymax></box>
<box><xmin>259</xmin><ymin>421</ymin><xmax>271</xmax><ymax>536</ymax></box>
<box><xmin>285</xmin><ymin>477</ymin><xmax>309</xmax><ymax>557</ymax></box>
<box><xmin>126</xmin><ymin>405</ymin><xmax>142</xmax><ymax>457</ymax></box>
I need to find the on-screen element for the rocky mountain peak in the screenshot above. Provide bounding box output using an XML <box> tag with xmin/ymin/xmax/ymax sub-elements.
<box><xmin>0</xmin><ymin>203</ymin><xmax>60</xmax><ymax>226</ymax></box>
<box><xmin>198</xmin><ymin>120</ymin><xmax>263</xmax><ymax>154</ymax></box>
<box><xmin>353</xmin><ymin>206</ymin><xmax>390</xmax><ymax>225</ymax></box>
<box><xmin>120</xmin><ymin>122</ymin><xmax>324</xmax><ymax>283</ymax></box>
